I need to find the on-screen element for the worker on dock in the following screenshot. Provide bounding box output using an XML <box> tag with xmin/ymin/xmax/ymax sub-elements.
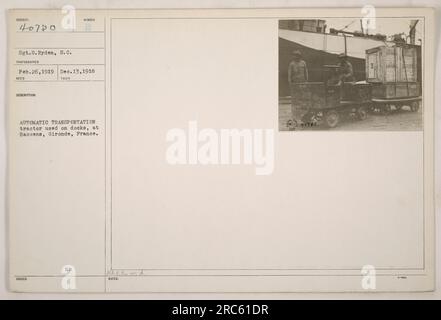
<box><xmin>288</xmin><ymin>50</ymin><xmax>308</xmax><ymax>114</ymax></box>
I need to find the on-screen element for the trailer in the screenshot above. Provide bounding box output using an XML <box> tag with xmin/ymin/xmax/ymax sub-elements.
<box><xmin>371</xmin><ymin>96</ymin><xmax>421</xmax><ymax>114</ymax></box>
<box><xmin>366</xmin><ymin>44</ymin><xmax>421</xmax><ymax>114</ymax></box>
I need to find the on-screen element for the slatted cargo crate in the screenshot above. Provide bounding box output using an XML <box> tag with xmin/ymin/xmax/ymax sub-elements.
<box><xmin>366</xmin><ymin>45</ymin><xmax>418</xmax><ymax>83</ymax></box>
<box><xmin>371</xmin><ymin>82</ymin><xmax>420</xmax><ymax>99</ymax></box>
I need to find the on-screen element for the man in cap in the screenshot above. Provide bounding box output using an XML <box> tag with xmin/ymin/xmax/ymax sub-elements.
<box><xmin>337</xmin><ymin>53</ymin><xmax>355</xmax><ymax>82</ymax></box>
<box><xmin>288</xmin><ymin>50</ymin><xmax>308</xmax><ymax>114</ymax></box>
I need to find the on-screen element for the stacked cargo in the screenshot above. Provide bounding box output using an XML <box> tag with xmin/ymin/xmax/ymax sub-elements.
<box><xmin>365</xmin><ymin>45</ymin><xmax>419</xmax><ymax>99</ymax></box>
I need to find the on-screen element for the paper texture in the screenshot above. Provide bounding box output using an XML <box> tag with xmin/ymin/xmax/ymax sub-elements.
<box><xmin>7</xmin><ymin>8</ymin><xmax>435</xmax><ymax>292</ymax></box>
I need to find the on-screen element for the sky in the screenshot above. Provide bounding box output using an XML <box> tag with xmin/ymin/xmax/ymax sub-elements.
<box><xmin>324</xmin><ymin>18</ymin><xmax>423</xmax><ymax>45</ymax></box>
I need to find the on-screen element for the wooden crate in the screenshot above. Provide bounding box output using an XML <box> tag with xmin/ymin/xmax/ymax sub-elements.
<box><xmin>371</xmin><ymin>82</ymin><xmax>420</xmax><ymax>99</ymax></box>
<box><xmin>366</xmin><ymin>45</ymin><xmax>418</xmax><ymax>83</ymax></box>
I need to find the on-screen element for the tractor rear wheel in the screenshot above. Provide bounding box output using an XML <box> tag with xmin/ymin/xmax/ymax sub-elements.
<box><xmin>324</xmin><ymin>110</ymin><xmax>340</xmax><ymax>128</ymax></box>
<box><xmin>357</xmin><ymin>106</ymin><xmax>368</xmax><ymax>120</ymax></box>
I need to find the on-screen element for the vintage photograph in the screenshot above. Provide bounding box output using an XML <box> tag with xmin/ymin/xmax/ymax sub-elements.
<box><xmin>279</xmin><ymin>18</ymin><xmax>423</xmax><ymax>131</ymax></box>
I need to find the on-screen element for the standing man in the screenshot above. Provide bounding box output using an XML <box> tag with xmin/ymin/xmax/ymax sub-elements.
<box><xmin>288</xmin><ymin>50</ymin><xmax>308</xmax><ymax>116</ymax></box>
<box><xmin>337</xmin><ymin>53</ymin><xmax>355</xmax><ymax>82</ymax></box>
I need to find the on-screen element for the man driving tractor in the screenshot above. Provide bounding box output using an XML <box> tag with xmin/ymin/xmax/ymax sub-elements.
<box><xmin>337</xmin><ymin>53</ymin><xmax>355</xmax><ymax>82</ymax></box>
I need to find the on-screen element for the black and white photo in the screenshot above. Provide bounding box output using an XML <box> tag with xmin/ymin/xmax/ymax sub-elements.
<box><xmin>279</xmin><ymin>18</ymin><xmax>423</xmax><ymax>131</ymax></box>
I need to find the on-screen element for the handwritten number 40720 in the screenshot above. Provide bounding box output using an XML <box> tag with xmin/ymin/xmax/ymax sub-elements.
<box><xmin>19</xmin><ymin>23</ymin><xmax>56</xmax><ymax>32</ymax></box>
